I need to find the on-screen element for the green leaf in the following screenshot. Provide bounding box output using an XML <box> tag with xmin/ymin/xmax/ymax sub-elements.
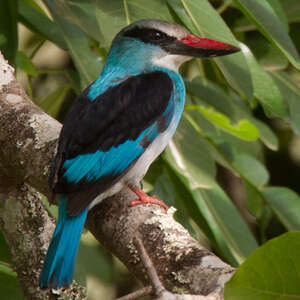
<box><xmin>95</xmin><ymin>0</ymin><xmax>173</xmax><ymax>46</ymax></box>
<box><xmin>281</xmin><ymin>0</ymin><xmax>300</xmax><ymax>23</ymax></box>
<box><xmin>186</xmin><ymin>105</ymin><xmax>259</xmax><ymax>141</ymax></box>
<box><xmin>164</xmin><ymin>120</ymin><xmax>258</xmax><ymax>264</ymax></box>
<box><xmin>39</xmin><ymin>84</ymin><xmax>71</xmax><ymax>118</ymax></box>
<box><xmin>240</xmin><ymin>43</ymin><xmax>288</xmax><ymax>118</ymax></box>
<box><xmin>168</xmin><ymin>0</ymin><xmax>253</xmax><ymax>100</ymax></box>
<box><xmin>50</xmin><ymin>0</ymin><xmax>103</xmax><ymax>44</ymax></box>
<box><xmin>45</xmin><ymin>0</ymin><xmax>103</xmax><ymax>88</ymax></box>
<box><xmin>232</xmin><ymin>153</ymin><xmax>269</xmax><ymax>187</ymax></box>
<box><xmin>15</xmin><ymin>51</ymin><xmax>38</xmax><ymax>76</ymax></box>
<box><xmin>0</xmin><ymin>34</ymin><xmax>7</xmax><ymax>47</ymax></box>
<box><xmin>210</xmin><ymin>136</ymin><xmax>269</xmax><ymax>187</ymax></box>
<box><xmin>262</xmin><ymin>187</ymin><xmax>300</xmax><ymax>231</ymax></box>
<box><xmin>190</xmin><ymin>183</ymin><xmax>258</xmax><ymax>265</ymax></box>
<box><xmin>0</xmin><ymin>0</ymin><xmax>18</xmax><ymax>64</ymax></box>
<box><xmin>271</xmin><ymin>71</ymin><xmax>300</xmax><ymax>135</ymax></box>
<box><xmin>0</xmin><ymin>232</ymin><xmax>12</xmax><ymax>264</ymax></box>
<box><xmin>76</xmin><ymin>233</ymin><xmax>113</xmax><ymax>285</ymax></box>
<box><xmin>224</xmin><ymin>232</ymin><xmax>300</xmax><ymax>300</ymax></box>
<box><xmin>165</xmin><ymin>156</ymin><xmax>258</xmax><ymax>266</ymax></box>
<box><xmin>187</xmin><ymin>77</ymin><xmax>278</xmax><ymax>150</ymax></box>
<box><xmin>251</xmin><ymin>119</ymin><xmax>278</xmax><ymax>151</ymax></box>
<box><xmin>246</xmin><ymin>35</ymin><xmax>288</xmax><ymax>71</ymax></box>
<box><xmin>265</xmin><ymin>0</ymin><xmax>289</xmax><ymax>32</ymax></box>
<box><xmin>186</xmin><ymin>78</ymin><xmax>235</xmax><ymax>118</ymax></box>
<box><xmin>153</xmin><ymin>171</ymin><xmax>198</xmax><ymax>238</ymax></box>
<box><xmin>18</xmin><ymin>0</ymin><xmax>67</xmax><ymax>49</ymax></box>
<box><xmin>233</xmin><ymin>0</ymin><xmax>300</xmax><ymax>70</ymax></box>
<box><xmin>0</xmin><ymin>265</ymin><xmax>25</xmax><ymax>300</ymax></box>
<box><xmin>164</xmin><ymin>115</ymin><xmax>216</xmax><ymax>189</ymax></box>
<box><xmin>244</xmin><ymin>181</ymin><xmax>264</xmax><ymax>217</ymax></box>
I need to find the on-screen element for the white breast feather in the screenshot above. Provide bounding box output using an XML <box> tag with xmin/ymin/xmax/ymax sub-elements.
<box><xmin>89</xmin><ymin>118</ymin><xmax>176</xmax><ymax>210</ymax></box>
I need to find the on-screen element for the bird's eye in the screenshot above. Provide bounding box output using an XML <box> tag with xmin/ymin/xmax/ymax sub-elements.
<box><xmin>151</xmin><ymin>31</ymin><xmax>163</xmax><ymax>40</ymax></box>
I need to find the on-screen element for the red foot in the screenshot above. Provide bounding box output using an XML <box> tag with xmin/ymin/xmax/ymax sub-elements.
<box><xmin>128</xmin><ymin>187</ymin><xmax>168</xmax><ymax>210</ymax></box>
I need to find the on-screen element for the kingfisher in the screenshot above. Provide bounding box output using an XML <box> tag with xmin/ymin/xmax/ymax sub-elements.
<box><xmin>39</xmin><ymin>19</ymin><xmax>239</xmax><ymax>289</ymax></box>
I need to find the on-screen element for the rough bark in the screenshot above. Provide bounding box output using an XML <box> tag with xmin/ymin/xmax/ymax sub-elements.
<box><xmin>0</xmin><ymin>51</ymin><xmax>235</xmax><ymax>299</ymax></box>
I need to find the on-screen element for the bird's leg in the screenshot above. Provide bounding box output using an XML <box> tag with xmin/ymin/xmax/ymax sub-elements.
<box><xmin>127</xmin><ymin>185</ymin><xmax>168</xmax><ymax>210</ymax></box>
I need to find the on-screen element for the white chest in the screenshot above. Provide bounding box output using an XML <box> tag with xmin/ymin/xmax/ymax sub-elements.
<box><xmin>125</xmin><ymin>118</ymin><xmax>177</xmax><ymax>186</ymax></box>
<box><xmin>89</xmin><ymin>120</ymin><xmax>176</xmax><ymax>210</ymax></box>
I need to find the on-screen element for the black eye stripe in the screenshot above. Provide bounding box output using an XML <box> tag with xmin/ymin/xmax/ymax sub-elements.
<box><xmin>124</xmin><ymin>27</ymin><xmax>176</xmax><ymax>45</ymax></box>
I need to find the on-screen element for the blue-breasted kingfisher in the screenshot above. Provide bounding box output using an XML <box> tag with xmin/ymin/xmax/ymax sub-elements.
<box><xmin>39</xmin><ymin>19</ymin><xmax>239</xmax><ymax>289</ymax></box>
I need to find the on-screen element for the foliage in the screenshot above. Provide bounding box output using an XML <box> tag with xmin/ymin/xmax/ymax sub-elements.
<box><xmin>1</xmin><ymin>0</ymin><xmax>300</xmax><ymax>299</ymax></box>
<box><xmin>225</xmin><ymin>232</ymin><xmax>300</xmax><ymax>300</ymax></box>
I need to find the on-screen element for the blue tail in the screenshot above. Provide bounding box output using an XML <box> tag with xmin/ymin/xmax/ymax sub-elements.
<box><xmin>39</xmin><ymin>195</ymin><xmax>88</xmax><ymax>289</ymax></box>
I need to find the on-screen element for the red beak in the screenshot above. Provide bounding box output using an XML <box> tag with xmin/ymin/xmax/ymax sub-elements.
<box><xmin>180</xmin><ymin>35</ymin><xmax>240</xmax><ymax>53</ymax></box>
<box><xmin>165</xmin><ymin>34</ymin><xmax>240</xmax><ymax>58</ymax></box>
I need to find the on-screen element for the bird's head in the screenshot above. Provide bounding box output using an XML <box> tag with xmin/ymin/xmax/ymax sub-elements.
<box><xmin>109</xmin><ymin>19</ymin><xmax>240</xmax><ymax>71</ymax></box>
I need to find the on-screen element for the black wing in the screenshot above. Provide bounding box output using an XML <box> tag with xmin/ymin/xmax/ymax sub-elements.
<box><xmin>49</xmin><ymin>71</ymin><xmax>174</xmax><ymax>215</ymax></box>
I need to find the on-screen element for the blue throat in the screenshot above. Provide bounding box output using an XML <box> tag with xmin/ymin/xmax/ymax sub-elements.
<box><xmin>89</xmin><ymin>37</ymin><xmax>165</xmax><ymax>99</ymax></box>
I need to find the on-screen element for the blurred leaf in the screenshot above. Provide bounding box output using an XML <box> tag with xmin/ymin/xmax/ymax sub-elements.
<box><xmin>95</xmin><ymin>0</ymin><xmax>173</xmax><ymax>46</ymax></box>
<box><xmin>251</xmin><ymin>119</ymin><xmax>278</xmax><ymax>151</ymax></box>
<box><xmin>41</xmin><ymin>196</ymin><xmax>58</xmax><ymax>219</ymax></box>
<box><xmin>281</xmin><ymin>0</ymin><xmax>300</xmax><ymax>23</ymax></box>
<box><xmin>165</xmin><ymin>116</ymin><xmax>216</xmax><ymax>189</ymax></box>
<box><xmin>164</xmin><ymin>157</ymin><xmax>258</xmax><ymax>266</ymax></box>
<box><xmin>190</xmin><ymin>183</ymin><xmax>258</xmax><ymax>265</ymax></box>
<box><xmin>266</xmin><ymin>0</ymin><xmax>288</xmax><ymax>32</ymax></box>
<box><xmin>76</xmin><ymin>233</ymin><xmax>113</xmax><ymax>285</ymax></box>
<box><xmin>168</xmin><ymin>0</ymin><xmax>253</xmax><ymax>100</ymax></box>
<box><xmin>271</xmin><ymin>71</ymin><xmax>300</xmax><ymax>135</ymax></box>
<box><xmin>186</xmin><ymin>78</ymin><xmax>235</xmax><ymax>118</ymax></box>
<box><xmin>21</xmin><ymin>0</ymin><xmax>45</xmax><ymax>13</ymax></box>
<box><xmin>240</xmin><ymin>43</ymin><xmax>288</xmax><ymax>118</ymax></box>
<box><xmin>246</xmin><ymin>35</ymin><xmax>288</xmax><ymax>71</ymax></box>
<box><xmin>244</xmin><ymin>181</ymin><xmax>264</xmax><ymax>217</ymax></box>
<box><xmin>45</xmin><ymin>0</ymin><xmax>103</xmax><ymax>88</ymax></box>
<box><xmin>18</xmin><ymin>0</ymin><xmax>67</xmax><ymax>49</ymax></box>
<box><xmin>164</xmin><ymin>165</ymin><xmax>217</xmax><ymax>243</ymax></box>
<box><xmin>152</xmin><ymin>173</ymin><xmax>177</xmax><ymax>207</ymax></box>
<box><xmin>234</xmin><ymin>0</ymin><xmax>300</xmax><ymax>70</ymax></box>
<box><xmin>186</xmin><ymin>105</ymin><xmax>259</xmax><ymax>141</ymax></box>
<box><xmin>233</xmin><ymin>15</ymin><xmax>256</xmax><ymax>33</ymax></box>
<box><xmin>232</xmin><ymin>153</ymin><xmax>269</xmax><ymax>187</ymax></box>
<box><xmin>257</xmin><ymin>205</ymin><xmax>273</xmax><ymax>243</ymax></box>
<box><xmin>165</xmin><ymin>120</ymin><xmax>258</xmax><ymax>264</ymax></box>
<box><xmin>39</xmin><ymin>84</ymin><xmax>71</xmax><ymax>118</ymax></box>
<box><xmin>263</xmin><ymin>187</ymin><xmax>300</xmax><ymax>231</ymax></box>
<box><xmin>224</xmin><ymin>232</ymin><xmax>300</xmax><ymax>300</ymax></box>
<box><xmin>15</xmin><ymin>51</ymin><xmax>38</xmax><ymax>76</ymax></box>
<box><xmin>290</xmin><ymin>23</ymin><xmax>300</xmax><ymax>55</ymax></box>
<box><xmin>200</xmin><ymin>133</ymin><xmax>268</xmax><ymax>218</ymax></box>
<box><xmin>153</xmin><ymin>172</ymin><xmax>197</xmax><ymax>238</ymax></box>
<box><xmin>51</xmin><ymin>0</ymin><xmax>103</xmax><ymax>44</ymax></box>
<box><xmin>213</xmin><ymin>137</ymin><xmax>268</xmax><ymax>187</ymax></box>
<box><xmin>0</xmin><ymin>232</ymin><xmax>12</xmax><ymax>264</ymax></box>
<box><xmin>187</xmin><ymin>77</ymin><xmax>278</xmax><ymax>150</ymax></box>
<box><xmin>0</xmin><ymin>265</ymin><xmax>25</xmax><ymax>300</ymax></box>
<box><xmin>65</xmin><ymin>69</ymin><xmax>81</xmax><ymax>95</ymax></box>
<box><xmin>0</xmin><ymin>34</ymin><xmax>7</xmax><ymax>47</ymax></box>
<box><xmin>0</xmin><ymin>0</ymin><xmax>18</xmax><ymax>64</ymax></box>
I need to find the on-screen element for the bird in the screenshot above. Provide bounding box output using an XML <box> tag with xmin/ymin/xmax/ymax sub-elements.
<box><xmin>39</xmin><ymin>19</ymin><xmax>239</xmax><ymax>289</ymax></box>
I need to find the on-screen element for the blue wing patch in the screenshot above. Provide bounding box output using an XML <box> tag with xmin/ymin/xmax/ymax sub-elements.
<box><xmin>62</xmin><ymin>125</ymin><xmax>158</xmax><ymax>184</ymax></box>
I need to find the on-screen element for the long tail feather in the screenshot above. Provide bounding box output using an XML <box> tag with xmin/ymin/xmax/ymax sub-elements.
<box><xmin>39</xmin><ymin>195</ymin><xmax>88</xmax><ymax>289</ymax></box>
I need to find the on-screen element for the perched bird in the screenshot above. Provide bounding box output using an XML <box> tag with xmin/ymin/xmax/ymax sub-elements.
<box><xmin>39</xmin><ymin>19</ymin><xmax>239</xmax><ymax>289</ymax></box>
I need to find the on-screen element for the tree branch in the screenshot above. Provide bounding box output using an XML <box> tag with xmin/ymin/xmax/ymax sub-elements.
<box><xmin>0</xmin><ymin>51</ymin><xmax>234</xmax><ymax>299</ymax></box>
